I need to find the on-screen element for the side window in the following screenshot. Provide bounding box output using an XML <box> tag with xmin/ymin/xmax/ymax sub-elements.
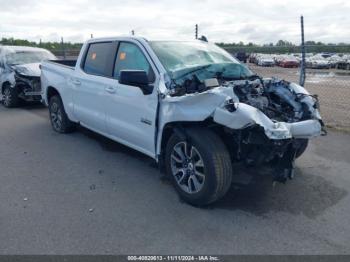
<box><xmin>114</xmin><ymin>42</ymin><xmax>155</xmax><ymax>82</ymax></box>
<box><xmin>83</xmin><ymin>42</ymin><xmax>115</xmax><ymax>77</ymax></box>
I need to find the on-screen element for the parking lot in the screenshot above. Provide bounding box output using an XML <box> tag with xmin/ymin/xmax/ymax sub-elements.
<box><xmin>1</xmin><ymin>104</ymin><xmax>350</xmax><ymax>255</ymax></box>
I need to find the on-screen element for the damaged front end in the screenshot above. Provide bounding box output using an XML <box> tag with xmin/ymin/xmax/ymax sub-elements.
<box><xmin>12</xmin><ymin>63</ymin><xmax>42</xmax><ymax>102</ymax></box>
<box><xmin>160</xmin><ymin>76</ymin><xmax>325</xmax><ymax>184</ymax></box>
<box><xmin>151</xmin><ymin>40</ymin><xmax>325</xmax><ymax>184</ymax></box>
<box><xmin>213</xmin><ymin>78</ymin><xmax>325</xmax><ymax>183</ymax></box>
<box><xmin>214</xmin><ymin>78</ymin><xmax>325</xmax><ymax>140</ymax></box>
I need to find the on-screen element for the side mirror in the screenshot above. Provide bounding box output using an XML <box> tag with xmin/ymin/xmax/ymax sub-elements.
<box><xmin>119</xmin><ymin>70</ymin><xmax>153</xmax><ymax>95</ymax></box>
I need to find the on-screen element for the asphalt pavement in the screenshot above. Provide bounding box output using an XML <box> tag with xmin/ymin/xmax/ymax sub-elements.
<box><xmin>0</xmin><ymin>104</ymin><xmax>349</xmax><ymax>255</ymax></box>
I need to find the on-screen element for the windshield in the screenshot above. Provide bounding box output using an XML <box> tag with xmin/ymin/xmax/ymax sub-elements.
<box><xmin>6</xmin><ymin>50</ymin><xmax>56</xmax><ymax>65</ymax></box>
<box><xmin>150</xmin><ymin>41</ymin><xmax>254</xmax><ymax>80</ymax></box>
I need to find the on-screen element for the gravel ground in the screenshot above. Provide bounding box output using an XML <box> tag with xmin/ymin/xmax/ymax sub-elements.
<box><xmin>0</xmin><ymin>105</ymin><xmax>350</xmax><ymax>255</ymax></box>
<box><xmin>249</xmin><ymin>64</ymin><xmax>350</xmax><ymax>130</ymax></box>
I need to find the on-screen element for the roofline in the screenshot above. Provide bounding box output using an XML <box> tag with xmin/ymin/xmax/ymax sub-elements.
<box><xmin>0</xmin><ymin>45</ymin><xmax>50</xmax><ymax>52</ymax></box>
<box><xmin>85</xmin><ymin>36</ymin><xmax>149</xmax><ymax>44</ymax></box>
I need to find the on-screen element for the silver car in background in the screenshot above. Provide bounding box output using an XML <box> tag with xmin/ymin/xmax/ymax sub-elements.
<box><xmin>0</xmin><ymin>46</ymin><xmax>56</xmax><ymax>107</ymax></box>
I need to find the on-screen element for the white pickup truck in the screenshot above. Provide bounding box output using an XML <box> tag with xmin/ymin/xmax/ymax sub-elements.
<box><xmin>41</xmin><ymin>37</ymin><xmax>325</xmax><ymax>206</ymax></box>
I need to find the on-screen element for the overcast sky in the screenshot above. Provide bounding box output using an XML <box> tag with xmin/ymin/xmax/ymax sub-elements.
<box><xmin>0</xmin><ymin>0</ymin><xmax>349</xmax><ymax>44</ymax></box>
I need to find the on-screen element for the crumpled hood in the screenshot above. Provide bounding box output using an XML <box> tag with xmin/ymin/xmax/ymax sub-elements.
<box><xmin>12</xmin><ymin>63</ymin><xmax>41</xmax><ymax>77</ymax></box>
<box><xmin>159</xmin><ymin>81</ymin><xmax>323</xmax><ymax>141</ymax></box>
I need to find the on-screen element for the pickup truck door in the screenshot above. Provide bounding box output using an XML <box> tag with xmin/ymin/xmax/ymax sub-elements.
<box><xmin>72</xmin><ymin>41</ymin><xmax>118</xmax><ymax>133</ymax></box>
<box><xmin>105</xmin><ymin>41</ymin><xmax>158</xmax><ymax>158</ymax></box>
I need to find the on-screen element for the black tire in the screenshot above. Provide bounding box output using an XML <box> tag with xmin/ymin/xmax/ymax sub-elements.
<box><xmin>295</xmin><ymin>139</ymin><xmax>309</xmax><ymax>159</ymax></box>
<box><xmin>165</xmin><ymin>127</ymin><xmax>233</xmax><ymax>206</ymax></box>
<box><xmin>48</xmin><ymin>95</ymin><xmax>76</xmax><ymax>133</ymax></box>
<box><xmin>2</xmin><ymin>85</ymin><xmax>19</xmax><ymax>108</ymax></box>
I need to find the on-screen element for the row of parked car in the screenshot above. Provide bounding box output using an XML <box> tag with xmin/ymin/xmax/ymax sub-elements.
<box><xmin>247</xmin><ymin>52</ymin><xmax>350</xmax><ymax>69</ymax></box>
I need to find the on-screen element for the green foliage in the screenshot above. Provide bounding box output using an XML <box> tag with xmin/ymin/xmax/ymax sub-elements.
<box><xmin>0</xmin><ymin>37</ymin><xmax>82</xmax><ymax>51</ymax></box>
<box><xmin>1</xmin><ymin>37</ymin><xmax>349</xmax><ymax>55</ymax></box>
<box><xmin>217</xmin><ymin>40</ymin><xmax>350</xmax><ymax>54</ymax></box>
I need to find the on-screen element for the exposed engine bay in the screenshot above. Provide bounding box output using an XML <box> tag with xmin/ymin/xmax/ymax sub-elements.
<box><xmin>161</xmin><ymin>74</ymin><xmax>325</xmax><ymax>183</ymax></box>
<box><xmin>168</xmin><ymin>74</ymin><xmax>322</xmax><ymax>126</ymax></box>
<box><xmin>225</xmin><ymin>78</ymin><xmax>317</xmax><ymax>123</ymax></box>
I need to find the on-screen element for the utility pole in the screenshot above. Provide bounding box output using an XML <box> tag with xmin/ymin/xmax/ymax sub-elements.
<box><xmin>195</xmin><ymin>24</ymin><xmax>198</xmax><ymax>39</ymax></box>
<box><xmin>61</xmin><ymin>37</ymin><xmax>66</xmax><ymax>60</ymax></box>
<box><xmin>299</xmin><ymin>15</ymin><xmax>306</xmax><ymax>87</ymax></box>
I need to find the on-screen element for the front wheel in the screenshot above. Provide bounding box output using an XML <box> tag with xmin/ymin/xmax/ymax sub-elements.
<box><xmin>165</xmin><ymin>127</ymin><xmax>233</xmax><ymax>206</ymax></box>
<box><xmin>49</xmin><ymin>95</ymin><xmax>76</xmax><ymax>133</ymax></box>
<box><xmin>2</xmin><ymin>85</ymin><xmax>19</xmax><ymax>108</ymax></box>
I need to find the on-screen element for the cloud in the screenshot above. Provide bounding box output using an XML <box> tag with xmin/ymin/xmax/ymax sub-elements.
<box><xmin>0</xmin><ymin>0</ymin><xmax>349</xmax><ymax>44</ymax></box>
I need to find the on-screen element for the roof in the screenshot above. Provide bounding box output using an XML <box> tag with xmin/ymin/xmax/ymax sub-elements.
<box><xmin>0</xmin><ymin>45</ymin><xmax>49</xmax><ymax>54</ymax></box>
<box><xmin>85</xmin><ymin>36</ymin><xmax>148</xmax><ymax>44</ymax></box>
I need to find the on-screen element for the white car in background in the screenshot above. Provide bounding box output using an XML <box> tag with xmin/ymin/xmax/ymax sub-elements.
<box><xmin>327</xmin><ymin>54</ymin><xmax>343</xmax><ymax>68</ymax></box>
<box><xmin>336</xmin><ymin>54</ymin><xmax>350</xmax><ymax>70</ymax></box>
<box><xmin>257</xmin><ymin>55</ymin><xmax>275</xmax><ymax>67</ymax></box>
<box><xmin>306</xmin><ymin>55</ymin><xmax>331</xmax><ymax>69</ymax></box>
<box><xmin>0</xmin><ymin>46</ymin><xmax>56</xmax><ymax>107</ymax></box>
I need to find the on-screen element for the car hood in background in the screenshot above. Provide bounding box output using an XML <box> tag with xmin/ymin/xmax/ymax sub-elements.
<box><xmin>12</xmin><ymin>63</ymin><xmax>41</xmax><ymax>77</ymax></box>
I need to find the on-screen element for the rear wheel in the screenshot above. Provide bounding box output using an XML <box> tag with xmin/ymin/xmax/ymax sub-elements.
<box><xmin>2</xmin><ymin>85</ymin><xmax>19</xmax><ymax>108</ymax></box>
<box><xmin>165</xmin><ymin>127</ymin><xmax>233</xmax><ymax>206</ymax></box>
<box><xmin>49</xmin><ymin>95</ymin><xmax>76</xmax><ymax>133</ymax></box>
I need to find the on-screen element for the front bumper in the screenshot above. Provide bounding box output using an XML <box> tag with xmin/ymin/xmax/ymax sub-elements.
<box><xmin>213</xmin><ymin>103</ymin><xmax>323</xmax><ymax>140</ymax></box>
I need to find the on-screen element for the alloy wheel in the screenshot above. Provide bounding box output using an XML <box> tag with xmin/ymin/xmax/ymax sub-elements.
<box><xmin>50</xmin><ymin>102</ymin><xmax>63</xmax><ymax>131</ymax></box>
<box><xmin>170</xmin><ymin>141</ymin><xmax>205</xmax><ymax>194</ymax></box>
<box><xmin>3</xmin><ymin>88</ymin><xmax>11</xmax><ymax>107</ymax></box>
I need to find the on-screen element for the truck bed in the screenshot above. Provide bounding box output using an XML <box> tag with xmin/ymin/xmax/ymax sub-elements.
<box><xmin>41</xmin><ymin>59</ymin><xmax>78</xmax><ymax>106</ymax></box>
<box><xmin>48</xmin><ymin>59</ymin><xmax>77</xmax><ymax>68</ymax></box>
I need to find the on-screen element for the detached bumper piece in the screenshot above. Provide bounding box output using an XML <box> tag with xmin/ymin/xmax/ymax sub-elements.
<box><xmin>228</xmin><ymin>125</ymin><xmax>309</xmax><ymax>184</ymax></box>
<box><xmin>214</xmin><ymin>104</ymin><xmax>322</xmax><ymax>140</ymax></box>
<box><xmin>272</xmin><ymin>143</ymin><xmax>297</xmax><ymax>183</ymax></box>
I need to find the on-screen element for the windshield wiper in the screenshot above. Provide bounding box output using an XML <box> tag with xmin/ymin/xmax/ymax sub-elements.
<box><xmin>175</xmin><ymin>64</ymin><xmax>212</xmax><ymax>80</ymax></box>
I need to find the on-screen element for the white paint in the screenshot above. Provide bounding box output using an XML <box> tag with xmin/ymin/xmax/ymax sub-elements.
<box><xmin>41</xmin><ymin>37</ymin><xmax>323</xmax><ymax>161</ymax></box>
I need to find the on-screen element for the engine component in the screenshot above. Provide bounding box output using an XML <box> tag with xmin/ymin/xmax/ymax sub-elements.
<box><xmin>228</xmin><ymin>78</ymin><xmax>312</xmax><ymax>123</ymax></box>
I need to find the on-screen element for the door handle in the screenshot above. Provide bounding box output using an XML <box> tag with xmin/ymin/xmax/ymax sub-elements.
<box><xmin>71</xmin><ymin>79</ymin><xmax>81</xmax><ymax>86</ymax></box>
<box><xmin>105</xmin><ymin>86</ymin><xmax>116</xmax><ymax>94</ymax></box>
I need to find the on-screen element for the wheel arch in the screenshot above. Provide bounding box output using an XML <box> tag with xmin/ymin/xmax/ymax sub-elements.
<box><xmin>1</xmin><ymin>81</ymin><xmax>12</xmax><ymax>94</ymax></box>
<box><xmin>158</xmin><ymin>118</ymin><xmax>222</xmax><ymax>161</ymax></box>
<box><xmin>46</xmin><ymin>86</ymin><xmax>60</xmax><ymax>102</ymax></box>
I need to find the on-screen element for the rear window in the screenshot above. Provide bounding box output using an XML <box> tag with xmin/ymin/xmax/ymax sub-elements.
<box><xmin>83</xmin><ymin>42</ymin><xmax>116</xmax><ymax>77</ymax></box>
